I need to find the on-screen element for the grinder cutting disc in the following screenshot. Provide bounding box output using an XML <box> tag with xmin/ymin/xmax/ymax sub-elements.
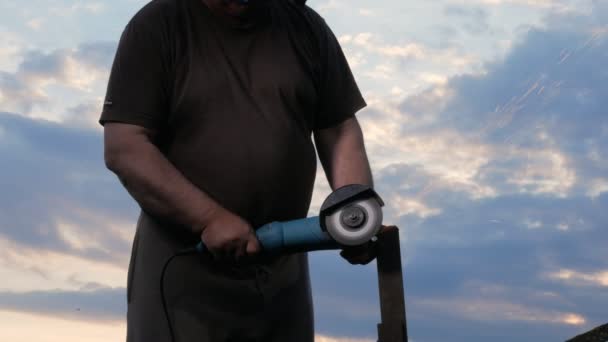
<box><xmin>324</xmin><ymin>197</ymin><xmax>383</xmax><ymax>246</ymax></box>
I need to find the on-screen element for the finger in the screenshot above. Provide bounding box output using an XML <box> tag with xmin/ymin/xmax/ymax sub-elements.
<box><xmin>215</xmin><ymin>240</ymin><xmax>238</xmax><ymax>262</ymax></box>
<box><xmin>342</xmin><ymin>245</ymin><xmax>367</xmax><ymax>256</ymax></box>
<box><xmin>208</xmin><ymin>247</ymin><xmax>222</xmax><ymax>261</ymax></box>
<box><xmin>340</xmin><ymin>250</ymin><xmax>362</xmax><ymax>264</ymax></box>
<box><xmin>214</xmin><ymin>247</ymin><xmax>229</xmax><ymax>261</ymax></box>
<box><xmin>344</xmin><ymin>255</ymin><xmax>376</xmax><ymax>265</ymax></box>
<box><xmin>246</xmin><ymin>239</ymin><xmax>260</xmax><ymax>255</ymax></box>
<box><xmin>341</xmin><ymin>249</ymin><xmax>373</xmax><ymax>259</ymax></box>
<box><xmin>233</xmin><ymin>240</ymin><xmax>247</xmax><ymax>263</ymax></box>
<box><xmin>340</xmin><ymin>251</ymin><xmax>373</xmax><ymax>264</ymax></box>
<box><xmin>340</xmin><ymin>245</ymin><xmax>377</xmax><ymax>265</ymax></box>
<box><xmin>246</xmin><ymin>233</ymin><xmax>261</xmax><ymax>255</ymax></box>
<box><xmin>341</xmin><ymin>241</ymin><xmax>375</xmax><ymax>257</ymax></box>
<box><xmin>230</xmin><ymin>240</ymin><xmax>246</xmax><ymax>261</ymax></box>
<box><xmin>356</xmin><ymin>253</ymin><xmax>377</xmax><ymax>265</ymax></box>
<box><xmin>378</xmin><ymin>225</ymin><xmax>397</xmax><ymax>235</ymax></box>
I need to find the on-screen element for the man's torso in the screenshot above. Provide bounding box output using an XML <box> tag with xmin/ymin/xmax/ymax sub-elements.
<box><xmin>160</xmin><ymin>0</ymin><xmax>321</xmax><ymax>228</ymax></box>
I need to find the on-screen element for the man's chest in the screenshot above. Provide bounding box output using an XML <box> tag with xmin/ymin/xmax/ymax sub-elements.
<box><xmin>168</xmin><ymin>23</ymin><xmax>319</xmax><ymax>131</ymax></box>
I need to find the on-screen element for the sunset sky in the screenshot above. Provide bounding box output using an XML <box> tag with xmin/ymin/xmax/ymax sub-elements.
<box><xmin>0</xmin><ymin>0</ymin><xmax>607</xmax><ymax>341</ymax></box>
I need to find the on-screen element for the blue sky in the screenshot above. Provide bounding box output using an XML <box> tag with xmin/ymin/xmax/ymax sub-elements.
<box><xmin>0</xmin><ymin>0</ymin><xmax>606</xmax><ymax>341</ymax></box>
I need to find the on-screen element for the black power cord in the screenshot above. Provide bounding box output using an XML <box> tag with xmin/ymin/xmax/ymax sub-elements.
<box><xmin>160</xmin><ymin>248</ymin><xmax>198</xmax><ymax>342</ymax></box>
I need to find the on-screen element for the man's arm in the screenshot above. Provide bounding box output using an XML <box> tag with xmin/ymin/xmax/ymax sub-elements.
<box><xmin>314</xmin><ymin>116</ymin><xmax>378</xmax><ymax>265</ymax></box>
<box><xmin>104</xmin><ymin>122</ymin><xmax>220</xmax><ymax>232</ymax></box>
<box><xmin>313</xmin><ymin>116</ymin><xmax>374</xmax><ymax>190</ymax></box>
<box><xmin>103</xmin><ymin>122</ymin><xmax>260</xmax><ymax>258</ymax></box>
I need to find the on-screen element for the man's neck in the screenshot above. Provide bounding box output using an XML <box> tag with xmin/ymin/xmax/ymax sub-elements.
<box><xmin>202</xmin><ymin>0</ymin><xmax>252</xmax><ymax>23</ymax></box>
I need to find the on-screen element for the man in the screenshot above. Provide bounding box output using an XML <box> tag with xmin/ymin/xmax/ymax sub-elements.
<box><xmin>101</xmin><ymin>0</ymin><xmax>376</xmax><ymax>341</ymax></box>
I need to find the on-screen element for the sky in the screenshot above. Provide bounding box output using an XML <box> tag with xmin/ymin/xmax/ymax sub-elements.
<box><xmin>0</xmin><ymin>0</ymin><xmax>606</xmax><ymax>341</ymax></box>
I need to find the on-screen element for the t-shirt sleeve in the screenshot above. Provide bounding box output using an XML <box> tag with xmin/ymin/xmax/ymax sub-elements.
<box><xmin>313</xmin><ymin>18</ymin><xmax>367</xmax><ymax>130</ymax></box>
<box><xmin>99</xmin><ymin>5</ymin><xmax>171</xmax><ymax>130</ymax></box>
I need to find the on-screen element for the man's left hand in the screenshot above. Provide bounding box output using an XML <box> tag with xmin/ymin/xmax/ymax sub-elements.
<box><xmin>340</xmin><ymin>240</ymin><xmax>378</xmax><ymax>265</ymax></box>
<box><xmin>339</xmin><ymin>225</ymin><xmax>393</xmax><ymax>265</ymax></box>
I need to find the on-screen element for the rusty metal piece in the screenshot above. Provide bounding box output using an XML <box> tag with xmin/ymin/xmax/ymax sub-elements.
<box><xmin>375</xmin><ymin>226</ymin><xmax>408</xmax><ymax>342</ymax></box>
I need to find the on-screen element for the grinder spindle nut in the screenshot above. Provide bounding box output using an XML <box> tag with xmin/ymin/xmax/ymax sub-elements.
<box><xmin>340</xmin><ymin>205</ymin><xmax>367</xmax><ymax>229</ymax></box>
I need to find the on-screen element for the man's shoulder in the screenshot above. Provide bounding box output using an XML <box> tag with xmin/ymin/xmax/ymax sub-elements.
<box><xmin>279</xmin><ymin>0</ymin><xmax>326</xmax><ymax>24</ymax></box>
<box><xmin>127</xmin><ymin>0</ymin><xmax>181</xmax><ymax>29</ymax></box>
<box><xmin>276</xmin><ymin>0</ymin><xmax>332</xmax><ymax>43</ymax></box>
<box><xmin>137</xmin><ymin>0</ymin><xmax>180</xmax><ymax>15</ymax></box>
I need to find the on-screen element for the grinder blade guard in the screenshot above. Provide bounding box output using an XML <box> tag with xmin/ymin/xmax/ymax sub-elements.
<box><xmin>320</xmin><ymin>184</ymin><xmax>385</xmax><ymax>246</ymax></box>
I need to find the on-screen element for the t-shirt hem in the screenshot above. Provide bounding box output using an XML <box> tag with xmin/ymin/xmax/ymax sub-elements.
<box><xmin>313</xmin><ymin>97</ymin><xmax>367</xmax><ymax>130</ymax></box>
<box><xmin>98</xmin><ymin>109</ymin><xmax>161</xmax><ymax>130</ymax></box>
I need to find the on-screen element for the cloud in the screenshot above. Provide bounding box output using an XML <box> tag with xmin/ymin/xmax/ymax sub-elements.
<box><xmin>0</xmin><ymin>112</ymin><xmax>136</xmax><ymax>269</ymax></box>
<box><xmin>374</xmin><ymin>1</ymin><xmax>608</xmax><ymax>204</ymax></box>
<box><xmin>0</xmin><ymin>287</ymin><xmax>125</xmax><ymax>322</ymax></box>
<box><xmin>415</xmin><ymin>296</ymin><xmax>586</xmax><ymax>325</ymax></box>
<box><xmin>443</xmin><ymin>5</ymin><xmax>491</xmax><ymax>35</ymax></box>
<box><xmin>64</xmin><ymin>100</ymin><xmax>107</xmax><ymax>129</ymax></box>
<box><xmin>58</xmin><ymin>2</ymin><xmax>106</xmax><ymax>15</ymax></box>
<box><xmin>548</xmin><ymin>269</ymin><xmax>608</xmax><ymax>288</ymax></box>
<box><xmin>340</xmin><ymin>32</ymin><xmax>478</xmax><ymax>67</ymax></box>
<box><xmin>0</xmin><ymin>30</ymin><xmax>25</xmax><ymax>71</ymax></box>
<box><xmin>448</xmin><ymin>0</ymin><xmax>592</xmax><ymax>14</ymax></box>
<box><xmin>586</xmin><ymin>178</ymin><xmax>608</xmax><ymax>199</ymax></box>
<box><xmin>0</xmin><ymin>236</ymin><xmax>128</xmax><ymax>292</ymax></box>
<box><xmin>0</xmin><ymin>311</ymin><xmax>125</xmax><ymax>342</ymax></box>
<box><xmin>0</xmin><ymin>41</ymin><xmax>115</xmax><ymax>121</ymax></box>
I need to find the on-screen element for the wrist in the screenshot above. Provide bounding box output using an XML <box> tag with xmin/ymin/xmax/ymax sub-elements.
<box><xmin>194</xmin><ymin>202</ymin><xmax>224</xmax><ymax>233</ymax></box>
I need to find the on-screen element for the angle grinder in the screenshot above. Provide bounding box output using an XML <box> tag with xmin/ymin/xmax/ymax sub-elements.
<box><xmin>195</xmin><ymin>184</ymin><xmax>385</xmax><ymax>254</ymax></box>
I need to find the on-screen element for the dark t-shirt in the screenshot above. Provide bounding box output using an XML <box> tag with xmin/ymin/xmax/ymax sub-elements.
<box><xmin>100</xmin><ymin>0</ymin><xmax>365</xmax><ymax>340</ymax></box>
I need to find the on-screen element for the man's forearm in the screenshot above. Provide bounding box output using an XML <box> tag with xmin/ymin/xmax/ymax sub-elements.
<box><xmin>314</xmin><ymin>117</ymin><xmax>374</xmax><ymax>191</ymax></box>
<box><xmin>105</xmin><ymin>127</ymin><xmax>221</xmax><ymax>233</ymax></box>
<box><xmin>326</xmin><ymin>144</ymin><xmax>373</xmax><ymax>190</ymax></box>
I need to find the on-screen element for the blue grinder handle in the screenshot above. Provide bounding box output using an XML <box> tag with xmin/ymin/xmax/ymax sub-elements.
<box><xmin>195</xmin><ymin>216</ymin><xmax>340</xmax><ymax>255</ymax></box>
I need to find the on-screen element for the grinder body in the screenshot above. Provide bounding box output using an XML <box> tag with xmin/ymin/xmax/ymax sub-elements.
<box><xmin>196</xmin><ymin>184</ymin><xmax>384</xmax><ymax>254</ymax></box>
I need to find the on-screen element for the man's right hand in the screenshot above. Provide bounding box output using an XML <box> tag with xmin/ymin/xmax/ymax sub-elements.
<box><xmin>200</xmin><ymin>207</ymin><xmax>262</xmax><ymax>262</ymax></box>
